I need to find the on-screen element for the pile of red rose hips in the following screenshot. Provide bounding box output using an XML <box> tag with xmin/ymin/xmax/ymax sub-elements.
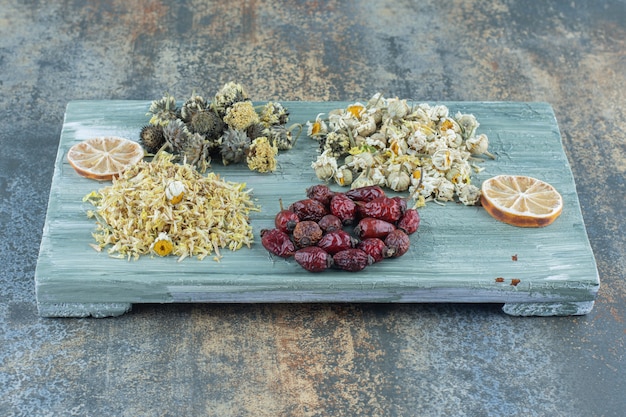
<box><xmin>260</xmin><ymin>184</ymin><xmax>420</xmax><ymax>272</ymax></box>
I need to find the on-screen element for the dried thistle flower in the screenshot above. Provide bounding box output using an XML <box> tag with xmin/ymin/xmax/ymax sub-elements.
<box><xmin>213</xmin><ymin>82</ymin><xmax>249</xmax><ymax>116</ymax></box>
<box><xmin>147</xmin><ymin>93</ymin><xmax>178</xmax><ymax>126</ymax></box>
<box><xmin>260</xmin><ymin>101</ymin><xmax>289</xmax><ymax>126</ymax></box>
<box><xmin>220</xmin><ymin>127</ymin><xmax>251</xmax><ymax>165</ymax></box>
<box><xmin>139</xmin><ymin>125</ymin><xmax>166</xmax><ymax>154</ymax></box>
<box><xmin>163</xmin><ymin>119</ymin><xmax>191</xmax><ymax>154</ymax></box>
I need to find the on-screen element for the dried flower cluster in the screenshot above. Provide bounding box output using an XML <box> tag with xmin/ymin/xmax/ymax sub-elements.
<box><xmin>307</xmin><ymin>94</ymin><xmax>494</xmax><ymax>206</ymax></box>
<box><xmin>84</xmin><ymin>152</ymin><xmax>260</xmax><ymax>261</ymax></box>
<box><xmin>141</xmin><ymin>82</ymin><xmax>296</xmax><ymax>173</ymax></box>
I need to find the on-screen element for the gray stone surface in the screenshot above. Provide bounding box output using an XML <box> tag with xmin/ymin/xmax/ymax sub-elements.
<box><xmin>1</xmin><ymin>1</ymin><xmax>624</xmax><ymax>416</ymax></box>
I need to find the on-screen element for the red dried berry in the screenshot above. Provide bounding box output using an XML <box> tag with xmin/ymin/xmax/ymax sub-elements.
<box><xmin>295</xmin><ymin>246</ymin><xmax>333</xmax><ymax>272</ymax></box>
<box><xmin>306</xmin><ymin>184</ymin><xmax>336</xmax><ymax>206</ymax></box>
<box><xmin>292</xmin><ymin>220</ymin><xmax>323</xmax><ymax>247</ymax></box>
<box><xmin>275</xmin><ymin>209</ymin><xmax>300</xmax><ymax>233</ymax></box>
<box><xmin>345</xmin><ymin>185</ymin><xmax>386</xmax><ymax>202</ymax></box>
<box><xmin>397</xmin><ymin>208</ymin><xmax>420</xmax><ymax>235</ymax></box>
<box><xmin>391</xmin><ymin>196</ymin><xmax>408</xmax><ymax>213</ymax></box>
<box><xmin>384</xmin><ymin>229</ymin><xmax>411</xmax><ymax>258</ymax></box>
<box><xmin>317</xmin><ymin>230</ymin><xmax>358</xmax><ymax>255</ymax></box>
<box><xmin>357</xmin><ymin>238</ymin><xmax>387</xmax><ymax>263</ymax></box>
<box><xmin>260</xmin><ymin>228</ymin><xmax>296</xmax><ymax>258</ymax></box>
<box><xmin>354</xmin><ymin>217</ymin><xmax>396</xmax><ymax>239</ymax></box>
<box><xmin>333</xmin><ymin>249</ymin><xmax>373</xmax><ymax>272</ymax></box>
<box><xmin>357</xmin><ymin>196</ymin><xmax>403</xmax><ymax>223</ymax></box>
<box><xmin>318</xmin><ymin>214</ymin><xmax>343</xmax><ymax>233</ymax></box>
<box><xmin>289</xmin><ymin>199</ymin><xmax>328</xmax><ymax>222</ymax></box>
<box><xmin>330</xmin><ymin>193</ymin><xmax>358</xmax><ymax>225</ymax></box>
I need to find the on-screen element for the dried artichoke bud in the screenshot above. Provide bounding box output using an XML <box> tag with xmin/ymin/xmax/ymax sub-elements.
<box><xmin>220</xmin><ymin>127</ymin><xmax>251</xmax><ymax>165</ymax></box>
<box><xmin>224</xmin><ymin>101</ymin><xmax>260</xmax><ymax>131</ymax></box>
<box><xmin>214</xmin><ymin>82</ymin><xmax>249</xmax><ymax>116</ymax></box>
<box><xmin>163</xmin><ymin>119</ymin><xmax>191</xmax><ymax>153</ymax></box>
<box><xmin>147</xmin><ymin>93</ymin><xmax>178</xmax><ymax>126</ymax></box>
<box><xmin>260</xmin><ymin>101</ymin><xmax>289</xmax><ymax>126</ymax></box>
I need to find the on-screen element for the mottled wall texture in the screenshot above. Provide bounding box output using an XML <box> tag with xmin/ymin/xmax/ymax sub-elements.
<box><xmin>1</xmin><ymin>1</ymin><xmax>625</xmax><ymax>416</ymax></box>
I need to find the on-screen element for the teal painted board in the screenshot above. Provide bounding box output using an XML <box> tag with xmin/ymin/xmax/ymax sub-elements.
<box><xmin>35</xmin><ymin>101</ymin><xmax>599</xmax><ymax>317</ymax></box>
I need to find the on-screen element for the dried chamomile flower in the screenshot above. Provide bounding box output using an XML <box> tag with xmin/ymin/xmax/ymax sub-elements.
<box><xmin>220</xmin><ymin>127</ymin><xmax>251</xmax><ymax>165</ymax></box>
<box><xmin>259</xmin><ymin>101</ymin><xmax>289</xmax><ymax>126</ymax></box>
<box><xmin>213</xmin><ymin>82</ymin><xmax>249</xmax><ymax>116</ymax></box>
<box><xmin>386</xmin><ymin>164</ymin><xmax>411</xmax><ymax>192</ymax></box>
<box><xmin>165</xmin><ymin>180</ymin><xmax>185</xmax><ymax>204</ymax></box>
<box><xmin>456</xmin><ymin>183</ymin><xmax>481</xmax><ymax>206</ymax></box>
<box><xmin>386</xmin><ymin>98</ymin><xmax>410</xmax><ymax>120</ymax></box>
<box><xmin>246</xmin><ymin>136</ymin><xmax>278</xmax><ymax>173</ymax></box>
<box><xmin>455</xmin><ymin>112</ymin><xmax>479</xmax><ymax>139</ymax></box>
<box><xmin>306</xmin><ymin>113</ymin><xmax>328</xmax><ymax>138</ymax></box>
<box><xmin>151</xmin><ymin>232</ymin><xmax>174</xmax><ymax>257</ymax></box>
<box><xmin>334</xmin><ymin>166</ymin><xmax>353</xmax><ymax>187</ymax></box>
<box><xmin>223</xmin><ymin>101</ymin><xmax>260</xmax><ymax>131</ymax></box>
<box><xmin>311</xmin><ymin>150</ymin><xmax>338</xmax><ymax>181</ymax></box>
<box><xmin>147</xmin><ymin>93</ymin><xmax>178</xmax><ymax>126</ymax></box>
<box><xmin>465</xmin><ymin>133</ymin><xmax>494</xmax><ymax>158</ymax></box>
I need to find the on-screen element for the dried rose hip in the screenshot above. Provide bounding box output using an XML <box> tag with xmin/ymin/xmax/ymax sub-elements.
<box><xmin>275</xmin><ymin>209</ymin><xmax>300</xmax><ymax>233</ymax></box>
<box><xmin>317</xmin><ymin>230</ymin><xmax>358</xmax><ymax>255</ymax></box>
<box><xmin>397</xmin><ymin>208</ymin><xmax>420</xmax><ymax>235</ymax></box>
<box><xmin>292</xmin><ymin>220</ymin><xmax>323</xmax><ymax>247</ymax></box>
<box><xmin>260</xmin><ymin>228</ymin><xmax>296</xmax><ymax>258</ymax></box>
<box><xmin>330</xmin><ymin>193</ymin><xmax>358</xmax><ymax>225</ymax></box>
<box><xmin>289</xmin><ymin>198</ymin><xmax>328</xmax><ymax>222</ymax></box>
<box><xmin>391</xmin><ymin>196</ymin><xmax>408</xmax><ymax>213</ymax></box>
<box><xmin>357</xmin><ymin>238</ymin><xmax>387</xmax><ymax>263</ymax></box>
<box><xmin>345</xmin><ymin>185</ymin><xmax>386</xmax><ymax>202</ymax></box>
<box><xmin>318</xmin><ymin>214</ymin><xmax>343</xmax><ymax>233</ymax></box>
<box><xmin>357</xmin><ymin>196</ymin><xmax>403</xmax><ymax>223</ymax></box>
<box><xmin>295</xmin><ymin>246</ymin><xmax>333</xmax><ymax>272</ymax></box>
<box><xmin>306</xmin><ymin>184</ymin><xmax>336</xmax><ymax>206</ymax></box>
<box><xmin>333</xmin><ymin>249</ymin><xmax>373</xmax><ymax>272</ymax></box>
<box><xmin>384</xmin><ymin>229</ymin><xmax>411</xmax><ymax>258</ymax></box>
<box><xmin>354</xmin><ymin>217</ymin><xmax>396</xmax><ymax>239</ymax></box>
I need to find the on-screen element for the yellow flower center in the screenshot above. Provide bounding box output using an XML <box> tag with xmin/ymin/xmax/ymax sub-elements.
<box><xmin>346</xmin><ymin>104</ymin><xmax>365</xmax><ymax>119</ymax></box>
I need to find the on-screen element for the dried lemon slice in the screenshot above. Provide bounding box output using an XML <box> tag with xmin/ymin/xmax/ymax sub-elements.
<box><xmin>481</xmin><ymin>175</ymin><xmax>563</xmax><ymax>227</ymax></box>
<box><xmin>67</xmin><ymin>136</ymin><xmax>144</xmax><ymax>181</ymax></box>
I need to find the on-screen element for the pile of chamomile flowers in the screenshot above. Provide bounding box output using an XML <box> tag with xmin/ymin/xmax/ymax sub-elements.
<box><xmin>307</xmin><ymin>93</ymin><xmax>494</xmax><ymax>206</ymax></box>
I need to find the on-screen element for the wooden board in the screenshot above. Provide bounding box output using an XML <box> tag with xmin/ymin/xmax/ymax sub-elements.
<box><xmin>35</xmin><ymin>101</ymin><xmax>599</xmax><ymax>317</ymax></box>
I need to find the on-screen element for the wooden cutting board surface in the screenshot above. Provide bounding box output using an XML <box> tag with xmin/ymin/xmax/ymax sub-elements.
<box><xmin>34</xmin><ymin>101</ymin><xmax>599</xmax><ymax>317</ymax></box>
